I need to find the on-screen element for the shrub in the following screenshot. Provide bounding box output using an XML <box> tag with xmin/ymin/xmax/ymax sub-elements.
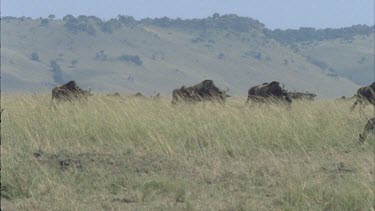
<box><xmin>71</xmin><ymin>60</ymin><xmax>78</xmax><ymax>66</ymax></box>
<box><xmin>63</xmin><ymin>15</ymin><xmax>97</xmax><ymax>36</ymax></box>
<box><xmin>243</xmin><ymin>51</ymin><xmax>262</xmax><ymax>60</ymax></box>
<box><xmin>30</xmin><ymin>52</ymin><xmax>39</xmax><ymax>61</ymax></box>
<box><xmin>217</xmin><ymin>53</ymin><xmax>225</xmax><ymax>60</ymax></box>
<box><xmin>95</xmin><ymin>50</ymin><xmax>108</xmax><ymax>61</ymax></box>
<box><xmin>50</xmin><ymin>60</ymin><xmax>64</xmax><ymax>83</ymax></box>
<box><xmin>40</xmin><ymin>18</ymin><xmax>49</xmax><ymax>26</ymax></box>
<box><xmin>117</xmin><ymin>54</ymin><xmax>142</xmax><ymax>65</ymax></box>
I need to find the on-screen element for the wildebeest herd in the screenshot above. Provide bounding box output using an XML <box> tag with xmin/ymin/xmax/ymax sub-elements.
<box><xmin>50</xmin><ymin>80</ymin><xmax>375</xmax><ymax>144</ymax></box>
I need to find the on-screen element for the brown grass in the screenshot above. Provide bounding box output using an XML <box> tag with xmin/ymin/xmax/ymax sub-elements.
<box><xmin>1</xmin><ymin>95</ymin><xmax>374</xmax><ymax>210</ymax></box>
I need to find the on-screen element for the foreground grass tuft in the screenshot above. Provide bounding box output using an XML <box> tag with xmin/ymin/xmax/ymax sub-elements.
<box><xmin>1</xmin><ymin>95</ymin><xmax>374</xmax><ymax>210</ymax></box>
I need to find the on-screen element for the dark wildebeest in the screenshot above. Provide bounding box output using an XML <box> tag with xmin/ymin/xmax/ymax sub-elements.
<box><xmin>289</xmin><ymin>91</ymin><xmax>316</xmax><ymax>101</ymax></box>
<box><xmin>0</xmin><ymin>108</ymin><xmax>4</xmax><ymax>123</ymax></box>
<box><xmin>134</xmin><ymin>92</ymin><xmax>145</xmax><ymax>97</ymax></box>
<box><xmin>51</xmin><ymin>81</ymin><xmax>92</xmax><ymax>103</ymax></box>
<box><xmin>246</xmin><ymin>81</ymin><xmax>292</xmax><ymax>105</ymax></box>
<box><xmin>336</xmin><ymin>95</ymin><xmax>357</xmax><ymax>101</ymax></box>
<box><xmin>359</xmin><ymin>117</ymin><xmax>375</xmax><ymax>144</ymax></box>
<box><xmin>350</xmin><ymin>82</ymin><xmax>375</xmax><ymax>111</ymax></box>
<box><xmin>107</xmin><ymin>92</ymin><xmax>121</xmax><ymax>97</ymax></box>
<box><xmin>172</xmin><ymin>80</ymin><xmax>230</xmax><ymax>104</ymax></box>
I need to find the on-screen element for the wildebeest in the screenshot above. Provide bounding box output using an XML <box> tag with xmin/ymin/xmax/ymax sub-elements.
<box><xmin>107</xmin><ymin>92</ymin><xmax>121</xmax><ymax>97</ymax></box>
<box><xmin>246</xmin><ymin>81</ymin><xmax>292</xmax><ymax>105</ymax></box>
<box><xmin>359</xmin><ymin>117</ymin><xmax>375</xmax><ymax>144</ymax></box>
<box><xmin>133</xmin><ymin>92</ymin><xmax>146</xmax><ymax>97</ymax></box>
<box><xmin>172</xmin><ymin>80</ymin><xmax>230</xmax><ymax>104</ymax></box>
<box><xmin>0</xmin><ymin>108</ymin><xmax>4</xmax><ymax>123</ymax></box>
<box><xmin>51</xmin><ymin>81</ymin><xmax>92</xmax><ymax>103</ymax></box>
<box><xmin>350</xmin><ymin>82</ymin><xmax>375</xmax><ymax>111</ymax></box>
<box><xmin>289</xmin><ymin>91</ymin><xmax>316</xmax><ymax>101</ymax></box>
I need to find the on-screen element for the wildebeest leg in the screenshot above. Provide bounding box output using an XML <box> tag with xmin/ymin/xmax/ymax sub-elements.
<box><xmin>245</xmin><ymin>96</ymin><xmax>251</xmax><ymax>104</ymax></box>
<box><xmin>49</xmin><ymin>98</ymin><xmax>58</xmax><ymax>110</ymax></box>
<box><xmin>358</xmin><ymin>103</ymin><xmax>368</xmax><ymax>119</ymax></box>
<box><xmin>350</xmin><ymin>99</ymin><xmax>360</xmax><ymax>111</ymax></box>
<box><xmin>359</xmin><ymin>131</ymin><xmax>368</xmax><ymax>144</ymax></box>
<box><xmin>359</xmin><ymin>119</ymin><xmax>375</xmax><ymax>144</ymax></box>
<box><xmin>359</xmin><ymin>108</ymin><xmax>366</xmax><ymax>119</ymax></box>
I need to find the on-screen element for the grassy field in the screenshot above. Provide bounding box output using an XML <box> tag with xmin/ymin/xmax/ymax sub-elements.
<box><xmin>1</xmin><ymin>95</ymin><xmax>374</xmax><ymax>210</ymax></box>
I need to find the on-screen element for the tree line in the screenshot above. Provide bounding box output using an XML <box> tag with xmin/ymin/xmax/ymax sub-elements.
<box><xmin>2</xmin><ymin>14</ymin><xmax>373</xmax><ymax>42</ymax></box>
<box><xmin>263</xmin><ymin>25</ymin><xmax>374</xmax><ymax>44</ymax></box>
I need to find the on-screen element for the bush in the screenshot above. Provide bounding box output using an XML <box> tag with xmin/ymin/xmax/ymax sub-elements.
<box><xmin>217</xmin><ymin>53</ymin><xmax>225</xmax><ymax>60</ymax></box>
<box><xmin>264</xmin><ymin>24</ymin><xmax>374</xmax><ymax>44</ymax></box>
<box><xmin>242</xmin><ymin>51</ymin><xmax>262</xmax><ymax>60</ymax></box>
<box><xmin>40</xmin><ymin>18</ymin><xmax>49</xmax><ymax>26</ymax></box>
<box><xmin>50</xmin><ymin>60</ymin><xmax>64</xmax><ymax>83</ymax></box>
<box><xmin>117</xmin><ymin>54</ymin><xmax>142</xmax><ymax>65</ymax></box>
<box><xmin>30</xmin><ymin>52</ymin><xmax>39</xmax><ymax>61</ymax></box>
<box><xmin>71</xmin><ymin>60</ymin><xmax>78</xmax><ymax>66</ymax></box>
<box><xmin>63</xmin><ymin>15</ymin><xmax>97</xmax><ymax>36</ymax></box>
<box><xmin>95</xmin><ymin>50</ymin><xmax>108</xmax><ymax>61</ymax></box>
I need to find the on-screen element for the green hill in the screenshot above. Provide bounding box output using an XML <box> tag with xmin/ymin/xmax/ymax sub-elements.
<box><xmin>294</xmin><ymin>35</ymin><xmax>374</xmax><ymax>85</ymax></box>
<box><xmin>2</xmin><ymin>15</ymin><xmax>372</xmax><ymax>98</ymax></box>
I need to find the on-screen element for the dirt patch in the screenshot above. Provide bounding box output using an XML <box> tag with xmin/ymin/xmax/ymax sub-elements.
<box><xmin>33</xmin><ymin>151</ymin><xmax>122</xmax><ymax>171</ymax></box>
<box><xmin>33</xmin><ymin>150</ymin><xmax>189</xmax><ymax>175</ymax></box>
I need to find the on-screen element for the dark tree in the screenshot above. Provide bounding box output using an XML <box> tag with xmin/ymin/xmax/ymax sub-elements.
<box><xmin>40</xmin><ymin>18</ymin><xmax>49</xmax><ymax>26</ymax></box>
<box><xmin>50</xmin><ymin>60</ymin><xmax>64</xmax><ymax>84</ymax></box>
<box><xmin>117</xmin><ymin>54</ymin><xmax>143</xmax><ymax>65</ymax></box>
<box><xmin>30</xmin><ymin>52</ymin><xmax>39</xmax><ymax>61</ymax></box>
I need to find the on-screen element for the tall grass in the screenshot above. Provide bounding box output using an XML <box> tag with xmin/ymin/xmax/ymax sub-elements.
<box><xmin>1</xmin><ymin>95</ymin><xmax>374</xmax><ymax>210</ymax></box>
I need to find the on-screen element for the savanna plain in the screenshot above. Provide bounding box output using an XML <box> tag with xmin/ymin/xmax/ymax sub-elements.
<box><xmin>1</xmin><ymin>95</ymin><xmax>374</xmax><ymax>210</ymax></box>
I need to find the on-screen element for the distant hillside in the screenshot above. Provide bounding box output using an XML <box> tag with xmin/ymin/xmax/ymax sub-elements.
<box><xmin>263</xmin><ymin>25</ymin><xmax>374</xmax><ymax>85</ymax></box>
<box><xmin>2</xmin><ymin>14</ymin><xmax>372</xmax><ymax>98</ymax></box>
<box><xmin>295</xmin><ymin>35</ymin><xmax>374</xmax><ymax>85</ymax></box>
<box><xmin>264</xmin><ymin>25</ymin><xmax>374</xmax><ymax>44</ymax></box>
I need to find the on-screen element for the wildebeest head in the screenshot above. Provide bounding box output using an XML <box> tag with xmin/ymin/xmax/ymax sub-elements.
<box><xmin>351</xmin><ymin>82</ymin><xmax>375</xmax><ymax>111</ymax></box>
<box><xmin>218</xmin><ymin>87</ymin><xmax>231</xmax><ymax>102</ymax></box>
<box><xmin>107</xmin><ymin>92</ymin><xmax>121</xmax><ymax>97</ymax></box>
<box><xmin>370</xmin><ymin>82</ymin><xmax>375</xmax><ymax>90</ymax></box>
<box><xmin>83</xmin><ymin>89</ymin><xmax>93</xmax><ymax>97</ymax></box>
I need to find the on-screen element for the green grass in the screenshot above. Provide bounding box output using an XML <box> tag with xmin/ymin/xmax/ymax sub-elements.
<box><xmin>1</xmin><ymin>95</ymin><xmax>374</xmax><ymax>210</ymax></box>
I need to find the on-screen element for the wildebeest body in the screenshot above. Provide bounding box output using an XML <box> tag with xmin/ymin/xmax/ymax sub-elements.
<box><xmin>172</xmin><ymin>80</ymin><xmax>230</xmax><ymax>104</ymax></box>
<box><xmin>246</xmin><ymin>81</ymin><xmax>292</xmax><ymax>104</ymax></box>
<box><xmin>351</xmin><ymin>82</ymin><xmax>375</xmax><ymax>111</ymax></box>
<box><xmin>52</xmin><ymin>81</ymin><xmax>92</xmax><ymax>103</ymax></box>
<box><xmin>359</xmin><ymin>117</ymin><xmax>375</xmax><ymax>144</ymax></box>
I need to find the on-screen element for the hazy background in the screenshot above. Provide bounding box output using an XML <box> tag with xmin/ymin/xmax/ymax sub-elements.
<box><xmin>1</xmin><ymin>0</ymin><xmax>374</xmax><ymax>97</ymax></box>
<box><xmin>2</xmin><ymin>0</ymin><xmax>374</xmax><ymax>29</ymax></box>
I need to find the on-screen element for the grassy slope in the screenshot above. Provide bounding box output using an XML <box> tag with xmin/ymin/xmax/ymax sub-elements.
<box><xmin>1</xmin><ymin>19</ymin><xmax>361</xmax><ymax>98</ymax></box>
<box><xmin>1</xmin><ymin>95</ymin><xmax>374</xmax><ymax>210</ymax></box>
<box><xmin>296</xmin><ymin>34</ymin><xmax>375</xmax><ymax>85</ymax></box>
